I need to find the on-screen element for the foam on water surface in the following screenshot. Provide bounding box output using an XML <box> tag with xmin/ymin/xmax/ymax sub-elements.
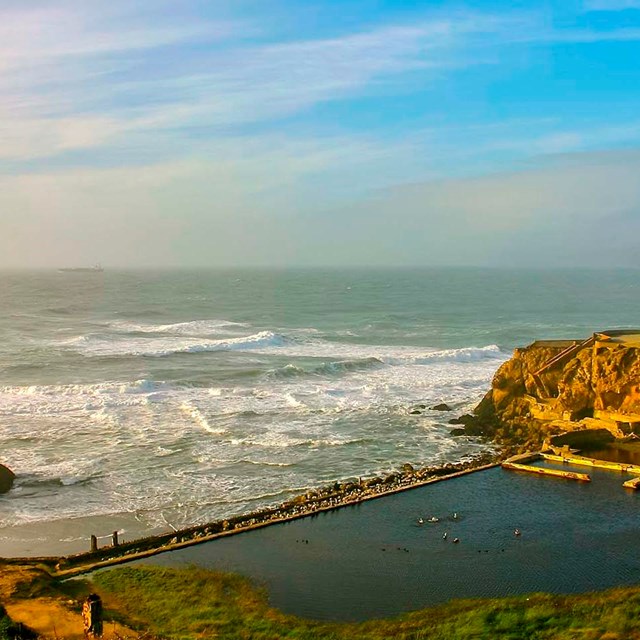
<box><xmin>0</xmin><ymin>332</ymin><xmax>499</xmax><ymax>538</ymax></box>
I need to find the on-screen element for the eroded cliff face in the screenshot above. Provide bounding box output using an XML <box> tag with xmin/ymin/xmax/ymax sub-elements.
<box><xmin>473</xmin><ymin>337</ymin><xmax>640</xmax><ymax>448</ymax></box>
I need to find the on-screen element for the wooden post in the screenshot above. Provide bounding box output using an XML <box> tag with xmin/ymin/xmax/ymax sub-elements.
<box><xmin>90</xmin><ymin>535</ymin><xmax>98</xmax><ymax>552</ymax></box>
<box><xmin>82</xmin><ymin>593</ymin><xmax>103</xmax><ymax>638</ymax></box>
<box><xmin>112</xmin><ymin>530</ymin><xmax>119</xmax><ymax>546</ymax></box>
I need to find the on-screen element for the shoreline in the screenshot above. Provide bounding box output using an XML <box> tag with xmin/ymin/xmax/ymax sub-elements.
<box><xmin>5</xmin><ymin>446</ymin><xmax>640</xmax><ymax>637</ymax></box>
<box><xmin>1</xmin><ymin>449</ymin><xmax>501</xmax><ymax>576</ymax></box>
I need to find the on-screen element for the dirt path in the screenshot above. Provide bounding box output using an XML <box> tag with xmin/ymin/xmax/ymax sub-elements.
<box><xmin>0</xmin><ymin>563</ymin><xmax>137</xmax><ymax>639</ymax></box>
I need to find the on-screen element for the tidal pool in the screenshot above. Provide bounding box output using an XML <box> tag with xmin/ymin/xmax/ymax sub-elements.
<box><xmin>137</xmin><ymin>462</ymin><xmax>640</xmax><ymax>621</ymax></box>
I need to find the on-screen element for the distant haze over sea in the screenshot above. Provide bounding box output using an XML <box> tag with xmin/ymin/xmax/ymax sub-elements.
<box><xmin>1</xmin><ymin>267</ymin><xmax>640</xmax><ymax>552</ymax></box>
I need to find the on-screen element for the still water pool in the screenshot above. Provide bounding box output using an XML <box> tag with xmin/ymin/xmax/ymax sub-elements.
<box><xmin>137</xmin><ymin>463</ymin><xmax>640</xmax><ymax>621</ymax></box>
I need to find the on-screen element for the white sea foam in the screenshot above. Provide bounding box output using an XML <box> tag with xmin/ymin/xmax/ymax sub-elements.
<box><xmin>62</xmin><ymin>330</ymin><xmax>287</xmax><ymax>357</ymax></box>
<box><xmin>384</xmin><ymin>344</ymin><xmax>503</xmax><ymax>365</ymax></box>
<box><xmin>0</xmin><ymin>379</ymin><xmax>170</xmax><ymax>398</ymax></box>
<box><xmin>179</xmin><ymin>401</ymin><xmax>226</xmax><ymax>434</ymax></box>
<box><xmin>58</xmin><ymin>319</ymin><xmax>506</xmax><ymax>367</ymax></box>
<box><xmin>0</xmin><ymin>333</ymin><xmax>505</xmax><ymax>534</ymax></box>
<box><xmin>156</xmin><ymin>446</ymin><xmax>182</xmax><ymax>457</ymax></box>
<box><xmin>110</xmin><ymin>318</ymin><xmax>247</xmax><ymax>335</ymax></box>
<box><xmin>238</xmin><ymin>459</ymin><xmax>294</xmax><ymax>467</ymax></box>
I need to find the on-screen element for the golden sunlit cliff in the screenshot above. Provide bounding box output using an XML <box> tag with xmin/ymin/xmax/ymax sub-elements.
<box><xmin>472</xmin><ymin>330</ymin><xmax>640</xmax><ymax>449</ymax></box>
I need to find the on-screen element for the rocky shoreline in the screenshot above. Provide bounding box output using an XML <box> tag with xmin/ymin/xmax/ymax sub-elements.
<box><xmin>4</xmin><ymin>448</ymin><xmax>500</xmax><ymax>576</ymax></box>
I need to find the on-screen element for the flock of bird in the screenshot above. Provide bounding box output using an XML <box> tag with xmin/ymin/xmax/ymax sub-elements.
<box><xmin>416</xmin><ymin>512</ymin><xmax>522</xmax><ymax>544</ymax></box>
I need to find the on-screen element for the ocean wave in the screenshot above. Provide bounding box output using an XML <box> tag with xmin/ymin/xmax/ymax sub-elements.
<box><xmin>227</xmin><ymin>435</ymin><xmax>366</xmax><ymax>449</ymax></box>
<box><xmin>316</xmin><ymin>357</ymin><xmax>385</xmax><ymax>374</ymax></box>
<box><xmin>267</xmin><ymin>357</ymin><xmax>384</xmax><ymax>379</ymax></box>
<box><xmin>0</xmin><ymin>378</ymin><xmax>173</xmax><ymax>397</ymax></box>
<box><xmin>237</xmin><ymin>459</ymin><xmax>294</xmax><ymax>468</ymax></box>
<box><xmin>61</xmin><ymin>330</ymin><xmax>287</xmax><ymax>357</ymax></box>
<box><xmin>268</xmin><ymin>364</ymin><xmax>307</xmax><ymax>378</ymax></box>
<box><xmin>211</xmin><ymin>487</ymin><xmax>311</xmax><ymax>507</ymax></box>
<box><xmin>15</xmin><ymin>474</ymin><xmax>96</xmax><ymax>488</ymax></box>
<box><xmin>384</xmin><ymin>344</ymin><xmax>503</xmax><ymax>365</ymax></box>
<box><xmin>250</xmin><ymin>337</ymin><xmax>505</xmax><ymax>365</ymax></box>
<box><xmin>179</xmin><ymin>401</ymin><xmax>226</xmax><ymax>434</ymax></box>
<box><xmin>109</xmin><ymin>318</ymin><xmax>247</xmax><ymax>336</ymax></box>
<box><xmin>43</xmin><ymin>306</ymin><xmax>74</xmax><ymax>315</ymax></box>
<box><xmin>156</xmin><ymin>446</ymin><xmax>183</xmax><ymax>457</ymax></box>
<box><xmin>263</xmin><ymin>346</ymin><xmax>501</xmax><ymax>382</ymax></box>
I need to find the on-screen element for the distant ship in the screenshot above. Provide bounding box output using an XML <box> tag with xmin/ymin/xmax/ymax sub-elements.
<box><xmin>58</xmin><ymin>264</ymin><xmax>104</xmax><ymax>273</ymax></box>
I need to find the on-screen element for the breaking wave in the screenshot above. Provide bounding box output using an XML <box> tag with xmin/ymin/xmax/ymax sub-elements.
<box><xmin>3</xmin><ymin>324</ymin><xmax>503</xmax><ymax>535</ymax></box>
<box><xmin>62</xmin><ymin>330</ymin><xmax>288</xmax><ymax>357</ymax></box>
<box><xmin>110</xmin><ymin>318</ymin><xmax>247</xmax><ymax>335</ymax></box>
<box><xmin>267</xmin><ymin>357</ymin><xmax>384</xmax><ymax>379</ymax></box>
<box><xmin>0</xmin><ymin>378</ymin><xmax>174</xmax><ymax>397</ymax></box>
<box><xmin>179</xmin><ymin>401</ymin><xmax>226</xmax><ymax>434</ymax></box>
<box><xmin>383</xmin><ymin>344</ymin><xmax>503</xmax><ymax>365</ymax></box>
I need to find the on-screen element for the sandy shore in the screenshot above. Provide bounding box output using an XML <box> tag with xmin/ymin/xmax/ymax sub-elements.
<box><xmin>0</xmin><ymin>512</ymin><xmax>167</xmax><ymax>558</ymax></box>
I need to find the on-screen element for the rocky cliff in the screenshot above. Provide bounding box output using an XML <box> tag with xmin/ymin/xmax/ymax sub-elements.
<box><xmin>472</xmin><ymin>331</ymin><xmax>640</xmax><ymax>449</ymax></box>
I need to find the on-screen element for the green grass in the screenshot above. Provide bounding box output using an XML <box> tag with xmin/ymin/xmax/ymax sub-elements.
<box><xmin>90</xmin><ymin>565</ymin><xmax>640</xmax><ymax>640</ymax></box>
<box><xmin>0</xmin><ymin>608</ymin><xmax>12</xmax><ymax>640</ymax></box>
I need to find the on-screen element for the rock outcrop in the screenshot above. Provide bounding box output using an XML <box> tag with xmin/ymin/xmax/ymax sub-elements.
<box><xmin>471</xmin><ymin>330</ymin><xmax>640</xmax><ymax>449</ymax></box>
<box><xmin>0</xmin><ymin>463</ymin><xmax>15</xmax><ymax>493</ymax></box>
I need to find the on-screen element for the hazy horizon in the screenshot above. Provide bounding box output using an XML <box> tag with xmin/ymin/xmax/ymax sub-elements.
<box><xmin>2</xmin><ymin>0</ymin><xmax>640</xmax><ymax>268</ymax></box>
<box><xmin>6</xmin><ymin>264</ymin><xmax>640</xmax><ymax>272</ymax></box>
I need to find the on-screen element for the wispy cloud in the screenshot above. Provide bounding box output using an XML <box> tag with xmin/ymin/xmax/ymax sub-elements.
<box><xmin>0</xmin><ymin>4</ymin><xmax>513</xmax><ymax>162</ymax></box>
<box><xmin>124</xmin><ymin>19</ymin><xmax>498</xmax><ymax>132</ymax></box>
<box><xmin>539</xmin><ymin>27</ymin><xmax>640</xmax><ymax>43</ymax></box>
<box><xmin>3</xmin><ymin>2</ymin><xmax>640</xmax><ymax>165</ymax></box>
<box><xmin>0</xmin><ymin>2</ymin><xmax>237</xmax><ymax>70</ymax></box>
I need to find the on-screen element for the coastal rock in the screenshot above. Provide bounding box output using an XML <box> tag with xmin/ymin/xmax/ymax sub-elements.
<box><xmin>449</xmin><ymin>428</ymin><xmax>467</xmax><ymax>437</ymax></box>
<box><xmin>447</xmin><ymin>413</ymin><xmax>487</xmax><ymax>436</ymax></box>
<box><xmin>473</xmin><ymin>330</ymin><xmax>640</xmax><ymax>448</ymax></box>
<box><xmin>408</xmin><ymin>404</ymin><xmax>428</xmax><ymax>415</ymax></box>
<box><xmin>0</xmin><ymin>464</ymin><xmax>15</xmax><ymax>493</ymax></box>
<box><xmin>448</xmin><ymin>414</ymin><xmax>475</xmax><ymax>426</ymax></box>
<box><xmin>430</xmin><ymin>403</ymin><xmax>452</xmax><ymax>411</ymax></box>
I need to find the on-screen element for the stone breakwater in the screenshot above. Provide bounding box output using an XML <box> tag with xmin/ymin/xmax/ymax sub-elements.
<box><xmin>15</xmin><ymin>451</ymin><xmax>498</xmax><ymax>577</ymax></box>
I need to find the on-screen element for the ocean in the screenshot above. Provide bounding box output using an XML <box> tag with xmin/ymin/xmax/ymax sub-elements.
<box><xmin>1</xmin><ymin>267</ymin><xmax>639</xmax><ymax>555</ymax></box>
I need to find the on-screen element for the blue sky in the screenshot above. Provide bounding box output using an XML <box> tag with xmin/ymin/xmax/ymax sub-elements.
<box><xmin>2</xmin><ymin>0</ymin><xmax>640</xmax><ymax>267</ymax></box>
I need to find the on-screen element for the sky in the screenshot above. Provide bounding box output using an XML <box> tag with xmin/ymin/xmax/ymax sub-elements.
<box><xmin>2</xmin><ymin>0</ymin><xmax>640</xmax><ymax>268</ymax></box>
